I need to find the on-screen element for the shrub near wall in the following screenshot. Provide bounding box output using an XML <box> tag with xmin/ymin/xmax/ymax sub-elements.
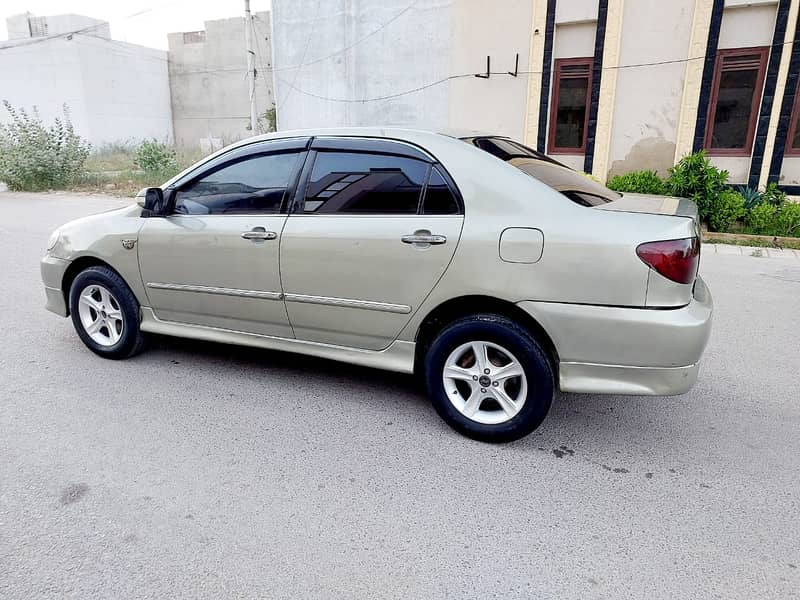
<box><xmin>0</xmin><ymin>101</ymin><xmax>90</xmax><ymax>191</ymax></box>
<box><xmin>607</xmin><ymin>170</ymin><xmax>668</xmax><ymax>195</ymax></box>
<box><xmin>605</xmin><ymin>151</ymin><xmax>800</xmax><ymax>238</ymax></box>
<box><xmin>666</xmin><ymin>151</ymin><xmax>729</xmax><ymax>223</ymax></box>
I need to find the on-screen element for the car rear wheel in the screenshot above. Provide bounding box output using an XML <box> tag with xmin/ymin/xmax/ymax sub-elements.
<box><xmin>69</xmin><ymin>266</ymin><xmax>145</xmax><ymax>359</ymax></box>
<box><xmin>424</xmin><ymin>314</ymin><xmax>554</xmax><ymax>442</ymax></box>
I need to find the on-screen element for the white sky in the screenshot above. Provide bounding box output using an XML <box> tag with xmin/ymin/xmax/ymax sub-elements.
<box><xmin>0</xmin><ymin>0</ymin><xmax>272</xmax><ymax>50</ymax></box>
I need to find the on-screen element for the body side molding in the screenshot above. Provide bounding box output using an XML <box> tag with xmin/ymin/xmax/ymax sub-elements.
<box><xmin>139</xmin><ymin>308</ymin><xmax>416</xmax><ymax>373</ymax></box>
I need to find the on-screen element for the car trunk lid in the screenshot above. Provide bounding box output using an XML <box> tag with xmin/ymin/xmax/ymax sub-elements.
<box><xmin>595</xmin><ymin>192</ymin><xmax>699</xmax><ymax>225</ymax></box>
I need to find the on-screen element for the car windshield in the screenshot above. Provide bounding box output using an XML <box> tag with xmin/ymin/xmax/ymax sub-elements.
<box><xmin>462</xmin><ymin>136</ymin><xmax>620</xmax><ymax>206</ymax></box>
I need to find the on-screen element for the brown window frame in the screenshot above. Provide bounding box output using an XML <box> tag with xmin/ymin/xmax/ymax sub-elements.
<box><xmin>785</xmin><ymin>83</ymin><xmax>800</xmax><ymax>156</ymax></box>
<box><xmin>548</xmin><ymin>57</ymin><xmax>594</xmax><ymax>155</ymax></box>
<box><xmin>703</xmin><ymin>46</ymin><xmax>769</xmax><ymax>157</ymax></box>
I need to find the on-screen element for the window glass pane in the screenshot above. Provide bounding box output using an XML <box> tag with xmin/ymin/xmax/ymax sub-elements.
<box><xmin>464</xmin><ymin>137</ymin><xmax>619</xmax><ymax>205</ymax></box>
<box><xmin>791</xmin><ymin>99</ymin><xmax>800</xmax><ymax>150</ymax></box>
<box><xmin>423</xmin><ymin>167</ymin><xmax>459</xmax><ymax>214</ymax></box>
<box><xmin>554</xmin><ymin>74</ymin><xmax>589</xmax><ymax>149</ymax></box>
<box><xmin>710</xmin><ymin>61</ymin><xmax>761</xmax><ymax>149</ymax></box>
<box><xmin>175</xmin><ymin>152</ymin><xmax>301</xmax><ymax>215</ymax></box>
<box><xmin>305</xmin><ymin>152</ymin><xmax>426</xmax><ymax>214</ymax></box>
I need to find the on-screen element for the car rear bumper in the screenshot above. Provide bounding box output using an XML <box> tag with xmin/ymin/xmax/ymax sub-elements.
<box><xmin>518</xmin><ymin>276</ymin><xmax>713</xmax><ymax>396</ymax></box>
<box><xmin>41</xmin><ymin>255</ymin><xmax>69</xmax><ymax>317</ymax></box>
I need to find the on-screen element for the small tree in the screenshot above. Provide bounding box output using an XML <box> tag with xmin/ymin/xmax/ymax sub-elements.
<box><xmin>0</xmin><ymin>101</ymin><xmax>90</xmax><ymax>191</ymax></box>
<box><xmin>262</xmin><ymin>104</ymin><xmax>277</xmax><ymax>133</ymax></box>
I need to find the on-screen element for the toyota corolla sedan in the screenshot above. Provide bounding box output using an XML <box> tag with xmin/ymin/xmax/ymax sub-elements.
<box><xmin>41</xmin><ymin>129</ymin><xmax>712</xmax><ymax>442</ymax></box>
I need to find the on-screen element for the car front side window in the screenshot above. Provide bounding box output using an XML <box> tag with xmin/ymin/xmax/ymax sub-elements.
<box><xmin>174</xmin><ymin>151</ymin><xmax>303</xmax><ymax>215</ymax></box>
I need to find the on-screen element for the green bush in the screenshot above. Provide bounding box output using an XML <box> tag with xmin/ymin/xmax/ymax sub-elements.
<box><xmin>666</xmin><ymin>150</ymin><xmax>729</xmax><ymax>223</ymax></box>
<box><xmin>134</xmin><ymin>139</ymin><xmax>177</xmax><ymax>175</ymax></box>
<box><xmin>761</xmin><ymin>182</ymin><xmax>787</xmax><ymax>207</ymax></box>
<box><xmin>774</xmin><ymin>201</ymin><xmax>800</xmax><ymax>236</ymax></box>
<box><xmin>708</xmin><ymin>190</ymin><xmax>746</xmax><ymax>232</ymax></box>
<box><xmin>606</xmin><ymin>170</ymin><xmax>667</xmax><ymax>195</ymax></box>
<box><xmin>744</xmin><ymin>203</ymin><xmax>780</xmax><ymax>235</ymax></box>
<box><xmin>0</xmin><ymin>100</ymin><xmax>90</xmax><ymax>191</ymax></box>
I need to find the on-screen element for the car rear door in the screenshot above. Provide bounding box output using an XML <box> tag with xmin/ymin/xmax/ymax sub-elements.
<box><xmin>137</xmin><ymin>138</ymin><xmax>309</xmax><ymax>337</ymax></box>
<box><xmin>279</xmin><ymin>137</ymin><xmax>464</xmax><ymax>350</ymax></box>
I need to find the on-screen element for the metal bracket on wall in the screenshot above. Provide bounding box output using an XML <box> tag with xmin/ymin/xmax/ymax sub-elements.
<box><xmin>508</xmin><ymin>53</ymin><xmax>519</xmax><ymax>77</ymax></box>
<box><xmin>475</xmin><ymin>56</ymin><xmax>491</xmax><ymax>78</ymax></box>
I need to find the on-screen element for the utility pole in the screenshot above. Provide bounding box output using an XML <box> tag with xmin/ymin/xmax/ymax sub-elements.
<box><xmin>244</xmin><ymin>0</ymin><xmax>258</xmax><ymax>133</ymax></box>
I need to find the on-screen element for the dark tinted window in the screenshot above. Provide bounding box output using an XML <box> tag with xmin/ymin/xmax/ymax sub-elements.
<box><xmin>474</xmin><ymin>137</ymin><xmax>567</xmax><ymax>167</ymax></box>
<box><xmin>175</xmin><ymin>151</ymin><xmax>301</xmax><ymax>215</ymax></box>
<box><xmin>423</xmin><ymin>167</ymin><xmax>459</xmax><ymax>214</ymax></box>
<box><xmin>304</xmin><ymin>152</ymin><xmax>427</xmax><ymax>214</ymax></box>
<box><xmin>464</xmin><ymin>136</ymin><xmax>619</xmax><ymax>205</ymax></box>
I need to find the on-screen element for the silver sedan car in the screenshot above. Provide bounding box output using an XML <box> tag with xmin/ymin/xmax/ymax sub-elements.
<box><xmin>41</xmin><ymin>129</ymin><xmax>712</xmax><ymax>442</ymax></box>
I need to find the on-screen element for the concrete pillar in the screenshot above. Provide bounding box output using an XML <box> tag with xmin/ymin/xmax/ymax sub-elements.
<box><xmin>590</xmin><ymin>0</ymin><xmax>625</xmax><ymax>181</ymax></box>
<box><xmin>523</xmin><ymin>0</ymin><xmax>550</xmax><ymax>146</ymax></box>
<box><xmin>674</xmin><ymin>0</ymin><xmax>716</xmax><ymax>163</ymax></box>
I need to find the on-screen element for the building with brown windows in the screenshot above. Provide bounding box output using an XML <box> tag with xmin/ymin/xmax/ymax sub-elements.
<box><xmin>272</xmin><ymin>0</ymin><xmax>800</xmax><ymax>191</ymax></box>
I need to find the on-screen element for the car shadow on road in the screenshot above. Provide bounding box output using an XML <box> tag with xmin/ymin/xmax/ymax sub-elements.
<box><xmin>144</xmin><ymin>333</ymin><xmax>426</xmax><ymax>403</ymax></box>
<box><xmin>141</xmin><ymin>333</ymin><xmax>691</xmax><ymax>457</ymax></box>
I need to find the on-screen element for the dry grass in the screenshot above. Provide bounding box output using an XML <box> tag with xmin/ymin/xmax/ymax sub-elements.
<box><xmin>76</xmin><ymin>146</ymin><xmax>205</xmax><ymax>197</ymax></box>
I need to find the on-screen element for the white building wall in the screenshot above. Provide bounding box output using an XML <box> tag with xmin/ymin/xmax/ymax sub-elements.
<box><xmin>0</xmin><ymin>37</ymin><xmax>90</xmax><ymax>136</ymax></box>
<box><xmin>75</xmin><ymin>36</ymin><xmax>173</xmax><ymax>145</ymax></box>
<box><xmin>272</xmin><ymin>0</ymin><xmax>452</xmax><ymax>131</ymax></box>
<box><xmin>5</xmin><ymin>12</ymin><xmax>109</xmax><ymax>40</ymax></box>
<box><xmin>447</xmin><ymin>0</ymin><xmax>533</xmax><ymax>138</ymax></box>
<box><xmin>607</xmin><ymin>0</ymin><xmax>695</xmax><ymax>177</ymax></box>
<box><xmin>0</xmin><ymin>33</ymin><xmax>172</xmax><ymax>147</ymax></box>
<box><xmin>271</xmin><ymin>0</ymin><xmax>533</xmax><ymax>138</ymax></box>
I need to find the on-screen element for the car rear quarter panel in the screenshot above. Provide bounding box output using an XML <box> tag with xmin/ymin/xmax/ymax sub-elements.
<box><xmin>395</xmin><ymin>135</ymin><xmax>697</xmax><ymax>342</ymax></box>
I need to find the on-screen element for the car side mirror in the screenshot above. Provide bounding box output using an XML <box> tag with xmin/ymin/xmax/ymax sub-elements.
<box><xmin>136</xmin><ymin>187</ymin><xmax>167</xmax><ymax>217</ymax></box>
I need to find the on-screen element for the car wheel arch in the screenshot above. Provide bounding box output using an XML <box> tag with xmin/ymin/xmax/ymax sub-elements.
<box><xmin>61</xmin><ymin>256</ymin><xmax>126</xmax><ymax>316</ymax></box>
<box><xmin>413</xmin><ymin>295</ymin><xmax>559</xmax><ymax>378</ymax></box>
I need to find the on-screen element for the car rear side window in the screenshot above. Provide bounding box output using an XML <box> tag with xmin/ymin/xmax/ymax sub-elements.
<box><xmin>303</xmin><ymin>151</ymin><xmax>427</xmax><ymax>214</ymax></box>
<box><xmin>423</xmin><ymin>167</ymin><xmax>460</xmax><ymax>215</ymax></box>
<box><xmin>174</xmin><ymin>151</ymin><xmax>302</xmax><ymax>215</ymax></box>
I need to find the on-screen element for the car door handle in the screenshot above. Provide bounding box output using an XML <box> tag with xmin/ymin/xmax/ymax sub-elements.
<box><xmin>241</xmin><ymin>228</ymin><xmax>277</xmax><ymax>241</ymax></box>
<box><xmin>401</xmin><ymin>233</ymin><xmax>447</xmax><ymax>245</ymax></box>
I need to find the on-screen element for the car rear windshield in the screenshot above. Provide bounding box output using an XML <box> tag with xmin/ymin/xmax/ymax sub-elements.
<box><xmin>464</xmin><ymin>137</ymin><xmax>620</xmax><ymax>206</ymax></box>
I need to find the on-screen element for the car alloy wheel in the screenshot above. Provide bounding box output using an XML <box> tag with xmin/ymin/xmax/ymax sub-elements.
<box><xmin>76</xmin><ymin>284</ymin><xmax>124</xmax><ymax>347</ymax></box>
<box><xmin>442</xmin><ymin>340</ymin><xmax>528</xmax><ymax>425</ymax></box>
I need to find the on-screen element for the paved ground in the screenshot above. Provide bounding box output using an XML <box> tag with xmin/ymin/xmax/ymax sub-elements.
<box><xmin>1</xmin><ymin>192</ymin><xmax>798</xmax><ymax>600</ymax></box>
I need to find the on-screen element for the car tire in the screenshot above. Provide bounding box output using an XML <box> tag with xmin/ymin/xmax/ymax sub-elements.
<box><xmin>424</xmin><ymin>314</ymin><xmax>554</xmax><ymax>443</ymax></box>
<box><xmin>69</xmin><ymin>266</ymin><xmax>146</xmax><ymax>359</ymax></box>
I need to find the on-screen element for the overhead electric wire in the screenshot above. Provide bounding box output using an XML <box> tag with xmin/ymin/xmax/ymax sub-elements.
<box><xmin>267</xmin><ymin>0</ymin><xmax>422</xmax><ymax>74</ymax></box>
<box><xmin>5</xmin><ymin>2</ymin><xmax>800</xmax><ymax>108</ymax></box>
<box><xmin>277</xmin><ymin>0</ymin><xmax>321</xmax><ymax>108</ymax></box>
<box><xmin>251</xmin><ymin>14</ymin><xmax>275</xmax><ymax>104</ymax></box>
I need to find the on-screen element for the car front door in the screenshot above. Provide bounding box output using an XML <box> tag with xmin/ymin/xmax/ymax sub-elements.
<box><xmin>137</xmin><ymin>138</ymin><xmax>308</xmax><ymax>337</ymax></box>
<box><xmin>280</xmin><ymin>138</ymin><xmax>464</xmax><ymax>350</ymax></box>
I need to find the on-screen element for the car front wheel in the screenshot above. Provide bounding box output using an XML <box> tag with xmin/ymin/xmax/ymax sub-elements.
<box><xmin>424</xmin><ymin>314</ymin><xmax>554</xmax><ymax>443</ymax></box>
<box><xmin>69</xmin><ymin>266</ymin><xmax>145</xmax><ymax>359</ymax></box>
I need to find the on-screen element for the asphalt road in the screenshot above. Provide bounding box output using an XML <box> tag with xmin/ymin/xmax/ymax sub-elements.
<box><xmin>1</xmin><ymin>192</ymin><xmax>798</xmax><ymax>599</ymax></box>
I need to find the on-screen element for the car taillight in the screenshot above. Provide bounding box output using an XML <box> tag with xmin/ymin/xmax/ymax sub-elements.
<box><xmin>636</xmin><ymin>237</ymin><xmax>700</xmax><ymax>284</ymax></box>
